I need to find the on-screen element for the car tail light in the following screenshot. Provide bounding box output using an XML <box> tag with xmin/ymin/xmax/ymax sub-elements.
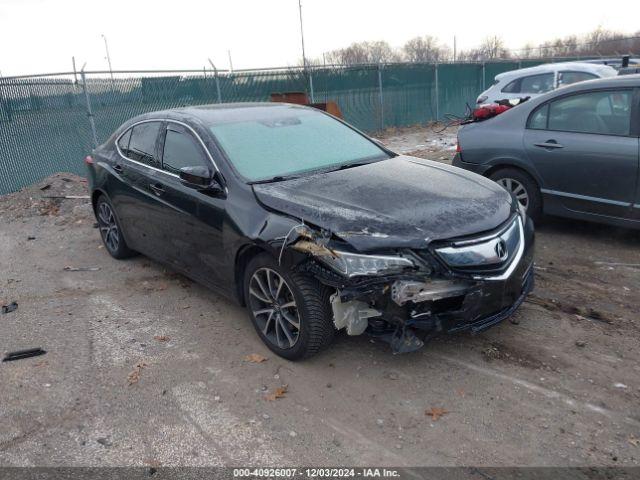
<box><xmin>456</xmin><ymin>140</ymin><xmax>462</xmax><ymax>153</ymax></box>
<box><xmin>84</xmin><ymin>155</ymin><xmax>94</xmax><ymax>165</ymax></box>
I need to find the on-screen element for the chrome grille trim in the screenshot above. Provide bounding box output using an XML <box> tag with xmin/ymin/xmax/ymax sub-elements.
<box><xmin>435</xmin><ymin>217</ymin><xmax>524</xmax><ymax>281</ymax></box>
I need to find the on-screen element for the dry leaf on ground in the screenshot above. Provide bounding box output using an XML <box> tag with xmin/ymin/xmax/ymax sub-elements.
<box><xmin>264</xmin><ymin>385</ymin><xmax>288</xmax><ymax>401</ymax></box>
<box><xmin>128</xmin><ymin>361</ymin><xmax>149</xmax><ymax>385</ymax></box>
<box><xmin>153</xmin><ymin>335</ymin><xmax>170</xmax><ymax>342</ymax></box>
<box><xmin>244</xmin><ymin>353</ymin><xmax>268</xmax><ymax>363</ymax></box>
<box><xmin>425</xmin><ymin>407</ymin><xmax>448</xmax><ymax>421</ymax></box>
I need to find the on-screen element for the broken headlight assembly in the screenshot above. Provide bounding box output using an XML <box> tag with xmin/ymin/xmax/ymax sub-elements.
<box><xmin>318</xmin><ymin>250</ymin><xmax>416</xmax><ymax>278</ymax></box>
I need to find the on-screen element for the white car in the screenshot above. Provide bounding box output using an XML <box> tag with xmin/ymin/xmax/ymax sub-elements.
<box><xmin>476</xmin><ymin>62</ymin><xmax>617</xmax><ymax>104</ymax></box>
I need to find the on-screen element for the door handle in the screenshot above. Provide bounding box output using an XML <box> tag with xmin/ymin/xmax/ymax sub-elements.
<box><xmin>113</xmin><ymin>164</ymin><xmax>124</xmax><ymax>173</ymax></box>
<box><xmin>534</xmin><ymin>140</ymin><xmax>564</xmax><ymax>150</ymax></box>
<box><xmin>149</xmin><ymin>183</ymin><xmax>165</xmax><ymax>196</ymax></box>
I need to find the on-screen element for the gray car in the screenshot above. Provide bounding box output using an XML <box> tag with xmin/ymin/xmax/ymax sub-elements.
<box><xmin>454</xmin><ymin>74</ymin><xmax>640</xmax><ymax>228</ymax></box>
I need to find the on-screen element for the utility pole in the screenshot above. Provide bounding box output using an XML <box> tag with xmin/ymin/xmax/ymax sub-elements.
<box><xmin>453</xmin><ymin>36</ymin><xmax>457</xmax><ymax>62</ymax></box>
<box><xmin>101</xmin><ymin>34</ymin><xmax>114</xmax><ymax>82</ymax></box>
<box><xmin>298</xmin><ymin>0</ymin><xmax>307</xmax><ymax>68</ymax></box>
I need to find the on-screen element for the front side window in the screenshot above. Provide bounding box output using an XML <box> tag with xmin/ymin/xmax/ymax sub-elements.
<box><xmin>161</xmin><ymin>125</ymin><xmax>210</xmax><ymax>174</ymax></box>
<box><xmin>557</xmin><ymin>71</ymin><xmax>598</xmax><ymax>87</ymax></box>
<box><xmin>547</xmin><ymin>90</ymin><xmax>632</xmax><ymax>135</ymax></box>
<box><xmin>126</xmin><ymin>122</ymin><xmax>161</xmax><ymax>167</ymax></box>
<box><xmin>208</xmin><ymin>108</ymin><xmax>390</xmax><ymax>182</ymax></box>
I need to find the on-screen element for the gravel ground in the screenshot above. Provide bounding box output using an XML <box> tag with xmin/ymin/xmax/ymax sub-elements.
<box><xmin>1</xmin><ymin>132</ymin><xmax>639</xmax><ymax>467</ymax></box>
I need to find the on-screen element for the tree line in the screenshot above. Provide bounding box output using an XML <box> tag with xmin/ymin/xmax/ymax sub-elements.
<box><xmin>307</xmin><ymin>28</ymin><xmax>640</xmax><ymax>65</ymax></box>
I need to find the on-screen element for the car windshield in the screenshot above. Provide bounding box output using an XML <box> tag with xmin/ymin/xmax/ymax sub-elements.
<box><xmin>208</xmin><ymin>108</ymin><xmax>391</xmax><ymax>182</ymax></box>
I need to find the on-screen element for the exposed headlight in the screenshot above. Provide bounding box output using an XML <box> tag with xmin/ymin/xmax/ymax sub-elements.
<box><xmin>319</xmin><ymin>250</ymin><xmax>415</xmax><ymax>278</ymax></box>
<box><xmin>477</xmin><ymin>95</ymin><xmax>488</xmax><ymax>104</ymax></box>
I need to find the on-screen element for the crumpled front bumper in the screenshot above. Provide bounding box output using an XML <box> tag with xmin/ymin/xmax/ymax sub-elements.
<box><xmin>442</xmin><ymin>261</ymin><xmax>534</xmax><ymax>334</ymax></box>
<box><xmin>399</xmin><ymin>219</ymin><xmax>535</xmax><ymax>335</ymax></box>
<box><xmin>326</xmin><ymin>215</ymin><xmax>535</xmax><ymax>349</ymax></box>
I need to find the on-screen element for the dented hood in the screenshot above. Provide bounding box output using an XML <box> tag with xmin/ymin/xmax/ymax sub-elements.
<box><xmin>253</xmin><ymin>156</ymin><xmax>513</xmax><ymax>251</ymax></box>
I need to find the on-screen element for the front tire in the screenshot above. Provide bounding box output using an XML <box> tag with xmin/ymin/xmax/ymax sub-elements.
<box><xmin>243</xmin><ymin>253</ymin><xmax>335</xmax><ymax>360</ymax></box>
<box><xmin>490</xmin><ymin>168</ymin><xmax>542</xmax><ymax>222</ymax></box>
<box><xmin>95</xmin><ymin>195</ymin><xmax>137</xmax><ymax>259</ymax></box>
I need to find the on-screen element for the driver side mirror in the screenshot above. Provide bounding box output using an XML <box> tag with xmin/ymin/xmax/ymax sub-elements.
<box><xmin>179</xmin><ymin>166</ymin><xmax>224</xmax><ymax>195</ymax></box>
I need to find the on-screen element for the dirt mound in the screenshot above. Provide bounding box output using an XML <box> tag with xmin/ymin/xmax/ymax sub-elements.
<box><xmin>0</xmin><ymin>172</ymin><xmax>91</xmax><ymax>221</ymax></box>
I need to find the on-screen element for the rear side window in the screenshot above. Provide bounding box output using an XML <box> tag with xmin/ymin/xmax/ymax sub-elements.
<box><xmin>126</xmin><ymin>122</ymin><xmax>161</xmax><ymax>167</ymax></box>
<box><xmin>520</xmin><ymin>73</ymin><xmax>554</xmax><ymax>94</ymax></box>
<box><xmin>558</xmin><ymin>71</ymin><xmax>598</xmax><ymax>87</ymax></box>
<box><xmin>528</xmin><ymin>104</ymin><xmax>549</xmax><ymax>129</ymax></box>
<box><xmin>501</xmin><ymin>73</ymin><xmax>554</xmax><ymax>94</ymax></box>
<box><xmin>161</xmin><ymin>125</ymin><xmax>210</xmax><ymax>174</ymax></box>
<box><xmin>501</xmin><ymin>79</ymin><xmax>520</xmax><ymax>93</ymax></box>
<box><xmin>117</xmin><ymin>128</ymin><xmax>132</xmax><ymax>153</ymax></box>
<box><xmin>530</xmin><ymin>90</ymin><xmax>632</xmax><ymax>135</ymax></box>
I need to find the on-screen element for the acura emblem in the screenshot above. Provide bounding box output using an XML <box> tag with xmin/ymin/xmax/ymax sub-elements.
<box><xmin>495</xmin><ymin>239</ymin><xmax>508</xmax><ymax>261</ymax></box>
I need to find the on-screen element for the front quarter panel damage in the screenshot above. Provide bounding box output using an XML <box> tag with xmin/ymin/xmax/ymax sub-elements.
<box><xmin>246</xmin><ymin>189</ymin><xmax>533</xmax><ymax>354</ymax></box>
<box><xmin>269</xmin><ymin>214</ymin><xmax>535</xmax><ymax>354</ymax></box>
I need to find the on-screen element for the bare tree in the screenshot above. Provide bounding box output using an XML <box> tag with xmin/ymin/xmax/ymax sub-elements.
<box><xmin>457</xmin><ymin>36</ymin><xmax>509</xmax><ymax>61</ymax></box>
<box><xmin>306</xmin><ymin>28</ymin><xmax>640</xmax><ymax>68</ymax></box>
<box><xmin>480</xmin><ymin>36</ymin><xmax>509</xmax><ymax>59</ymax></box>
<box><xmin>514</xmin><ymin>28</ymin><xmax>640</xmax><ymax>59</ymax></box>
<box><xmin>403</xmin><ymin>36</ymin><xmax>450</xmax><ymax>62</ymax></box>
<box><xmin>324</xmin><ymin>41</ymin><xmax>401</xmax><ymax>65</ymax></box>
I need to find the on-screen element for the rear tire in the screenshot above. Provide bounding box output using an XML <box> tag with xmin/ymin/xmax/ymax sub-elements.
<box><xmin>489</xmin><ymin>168</ymin><xmax>542</xmax><ymax>222</ymax></box>
<box><xmin>95</xmin><ymin>195</ymin><xmax>137</xmax><ymax>259</ymax></box>
<box><xmin>243</xmin><ymin>253</ymin><xmax>335</xmax><ymax>360</ymax></box>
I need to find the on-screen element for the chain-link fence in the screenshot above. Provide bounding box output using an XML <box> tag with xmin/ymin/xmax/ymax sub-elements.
<box><xmin>0</xmin><ymin>59</ymin><xmax>555</xmax><ymax>194</ymax></box>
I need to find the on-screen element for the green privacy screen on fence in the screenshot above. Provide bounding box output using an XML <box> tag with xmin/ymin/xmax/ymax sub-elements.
<box><xmin>0</xmin><ymin>60</ymin><xmax>552</xmax><ymax>194</ymax></box>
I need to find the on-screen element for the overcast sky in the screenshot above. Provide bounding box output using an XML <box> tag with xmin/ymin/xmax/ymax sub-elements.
<box><xmin>0</xmin><ymin>0</ymin><xmax>636</xmax><ymax>76</ymax></box>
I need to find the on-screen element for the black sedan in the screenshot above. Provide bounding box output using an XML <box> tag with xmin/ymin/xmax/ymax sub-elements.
<box><xmin>86</xmin><ymin>103</ymin><xmax>534</xmax><ymax>359</ymax></box>
<box><xmin>454</xmin><ymin>74</ymin><xmax>640</xmax><ymax>228</ymax></box>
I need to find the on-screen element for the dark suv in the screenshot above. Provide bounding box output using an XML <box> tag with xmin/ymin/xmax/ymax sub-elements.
<box><xmin>86</xmin><ymin>103</ymin><xmax>534</xmax><ymax>359</ymax></box>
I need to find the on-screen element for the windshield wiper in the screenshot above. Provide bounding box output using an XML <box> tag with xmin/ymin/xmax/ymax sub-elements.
<box><xmin>249</xmin><ymin>174</ymin><xmax>301</xmax><ymax>185</ymax></box>
<box><xmin>315</xmin><ymin>162</ymin><xmax>370</xmax><ymax>175</ymax></box>
<box><xmin>249</xmin><ymin>160</ymin><xmax>378</xmax><ymax>184</ymax></box>
<box><xmin>337</xmin><ymin>162</ymin><xmax>368</xmax><ymax>171</ymax></box>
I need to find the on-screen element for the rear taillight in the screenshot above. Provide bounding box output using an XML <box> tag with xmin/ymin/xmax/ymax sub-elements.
<box><xmin>84</xmin><ymin>155</ymin><xmax>94</xmax><ymax>165</ymax></box>
<box><xmin>456</xmin><ymin>140</ymin><xmax>462</xmax><ymax>153</ymax></box>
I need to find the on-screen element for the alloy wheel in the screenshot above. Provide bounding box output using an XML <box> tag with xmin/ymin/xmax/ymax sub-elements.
<box><xmin>248</xmin><ymin>268</ymin><xmax>301</xmax><ymax>349</ymax></box>
<box><xmin>97</xmin><ymin>202</ymin><xmax>120</xmax><ymax>253</ymax></box>
<box><xmin>497</xmin><ymin>177</ymin><xmax>529</xmax><ymax>211</ymax></box>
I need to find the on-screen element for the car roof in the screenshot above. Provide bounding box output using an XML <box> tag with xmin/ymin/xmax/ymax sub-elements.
<box><xmin>494</xmin><ymin>62</ymin><xmax>616</xmax><ymax>81</ymax></box>
<box><xmin>516</xmin><ymin>73</ymin><xmax>640</xmax><ymax>110</ymax></box>
<box><xmin>553</xmin><ymin>73</ymin><xmax>640</xmax><ymax>92</ymax></box>
<box><xmin>127</xmin><ymin>102</ymin><xmax>314</xmax><ymax>126</ymax></box>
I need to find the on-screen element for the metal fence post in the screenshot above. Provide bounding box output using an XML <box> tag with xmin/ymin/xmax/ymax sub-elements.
<box><xmin>81</xmin><ymin>71</ymin><xmax>98</xmax><ymax>148</ymax></box>
<box><xmin>0</xmin><ymin>80</ymin><xmax>12</xmax><ymax>122</ymax></box>
<box><xmin>377</xmin><ymin>64</ymin><xmax>384</xmax><ymax>130</ymax></box>
<box><xmin>482</xmin><ymin>62</ymin><xmax>486</xmax><ymax>91</ymax></box>
<box><xmin>208</xmin><ymin>59</ymin><xmax>222</xmax><ymax>103</ymax></box>
<box><xmin>214</xmin><ymin>71</ymin><xmax>222</xmax><ymax>103</ymax></box>
<box><xmin>434</xmin><ymin>62</ymin><xmax>439</xmax><ymax>122</ymax></box>
<box><xmin>308</xmin><ymin>70</ymin><xmax>315</xmax><ymax>103</ymax></box>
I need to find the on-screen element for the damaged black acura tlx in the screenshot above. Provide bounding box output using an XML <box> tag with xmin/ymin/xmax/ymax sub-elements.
<box><xmin>86</xmin><ymin>103</ymin><xmax>534</xmax><ymax>359</ymax></box>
